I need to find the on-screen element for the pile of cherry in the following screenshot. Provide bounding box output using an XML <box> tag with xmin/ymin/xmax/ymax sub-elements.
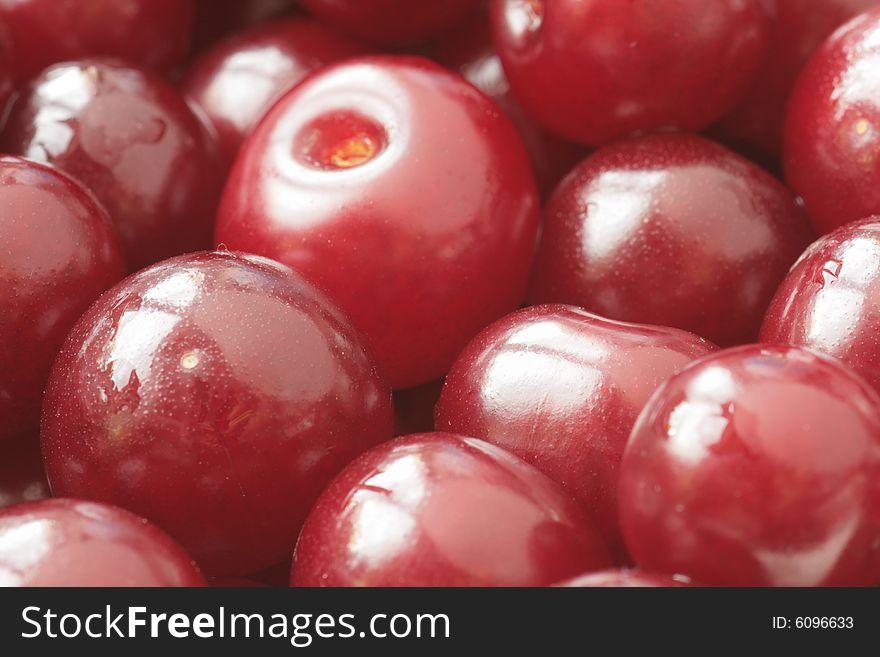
<box><xmin>2</xmin><ymin>0</ymin><xmax>880</xmax><ymax>588</ymax></box>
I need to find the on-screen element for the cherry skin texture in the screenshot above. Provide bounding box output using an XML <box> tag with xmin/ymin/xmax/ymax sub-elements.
<box><xmin>784</xmin><ymin>7</ymin><xmax>880</xmax><ymax>235</ymax></box>
<box><xmin>761</xmin><ymin>217</ymin><xmax>880</xmax><ymax>397</ymax></box>
<box><xmin>490</xmin><ymin>0</ymin><xmax>772</xmax><ymax>147</ymax></box>
<box><xmin>556</xmin><ymin>569</ymin><xmax>690</xmax><ymax>588</ymax></box>
<box><xmin>183</xmin><ymin>18</ymin><xmax>367</xmax><ymax>167</ymax></box>
<box><xmin>433</xmin><ymin>16</ymin><xmax>584</xmax><ymax>198</ymax></box>
<box><xmin>0</xmin><ymin>0</ymin><xmax>193</xmax><ymax>83</ymax></box>
<box><xmin>529</xmin><ymin>133</ymin><xmax>814</xmax><ymax>346</ymax></box>
<box><xmin>40</xmin><ymin>251</ymin><xmax>393</xmax><ymax>576</ymax></box>
<box><xmin>0</xmin><ymin>499</ymin><xmax>205</xmax><ymax>587</ymax></box>
<box><xmin>2</xmin><ymin>60</ymin><xmax>223</xmax><ymax>272</ymax></box>
<box><xmin>298</xmin><ymin>0</ymin><xmax>482</xmax><ymax>46</ymax></box>
<box><xmin>290</xmin><ymin>433</ymin><xmax>611</xmax><ymax>587</ymax></box>
<box><xmin>0</xmin><ymin>156</ymin><xmax>124</xmax><ymax>442</ymax></box>
<box><xmin>435</xmin><ymin>304</ymin><xmax>716</xmax><ymax>561</ymax></box>
<box><xmin>620</xmin><ymin>344</ymin><xmax>880</xmax><ymax>587</ymax></box>
<box><xmin>715</xmin><ymin>0</ymin><xmax>877</xmax><ymax>159</ymax></box>
<box><xmin>216</xmin><ymin>56</ymin><xmax>540</xmax><ymax>388</ymax></box>
<box><xmin>0</xmin><ymin>437</ymin><xmax>49</xmax><ymax>509</ymax></box>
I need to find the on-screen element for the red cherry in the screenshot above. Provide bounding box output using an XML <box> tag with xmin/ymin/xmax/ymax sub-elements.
<box><xmin>191</xmin><ymin>0</ymin><xmax>298</xmax><ymax>51</ymax></box>
<box><xmin>529</xmin><ymin>133</ymin><xmax>814</xmax><ymax>346</ymax></box>
<box><xmin>183</xmin><ymin>18</ymin><xmax>368</xmax><ymax>167</ymax></box>
<box><xmin>0</xmin><ymin>0</ymin><xmax>193</xmax><ymax>83</ymax></box>
<box><xmin>290</xmin><ymin>433</ymin><xmax>611</xmax><ymax>586</ymax></box>
<box><xmin>0</xmin><ymin>438</ymin><xmax>49</xmax><ymax>509</ymax></box>
<box><xmin>619</xmin><ymin>344</ymin><xmax>880</xmax><ymax>587</ymax></box>
<box><xmin>40</xmin><ymin>251</ymin><xmax>393</xmax><ymax>576</ymax></box>
<box><xmin>0</xmin><ymin>499</ymin><xmax>205</xmax><ymax>587</ymax></box>
<box><xmin>784</xmin><ymin>7</ymin><xmax>880</xmax><ymax>235</ymax></box>
<box><xmin>393</xmin><ymin>379</ymin><xmax>444</xmax><ymax>437</ymax></box>
<box><xmin>490</xmin><ymin>0</ymin><xmax>772</xmax><ymax>147</ymax></box>
<box><xmin>0</xmin><ymin>156</ymin><xmax>124</xmax><ymax>442</ymax></box>
<box><xmin>761</xmin><ymin>217</ymin><xmax>880</xmax><ymax>397</ymax></box>
<box><xmin>715</xmin><ymin>0</ymin><xmax>877</xmax><ymax>159</ymax></box>
<box><xmin>216</xmin><ymin>56</ymin><xmax>540</xmax><ymax>388</ymax></box>
<box><xmin>298</xmin><ymin>0</ymin><xmax>482</xmax><ymax>46</ymax></box>
<box><xmin>2</xmin><ymin>60</ymin><xmax>223</xmax><ymax>272</ymax></box>
<box><xmin>433</xmin><ymin>16</ymin><xmax>584</xmax><ymax>198</ymax></box>
<box><xmin>556</xmin><ymin>569</ymin><xmax>691</xmax><ymax>587</ymax></box>
<box><xmin>435</xmin><ymin>304</ymin><xmax>716</xmax><ymax>560</ymax></box>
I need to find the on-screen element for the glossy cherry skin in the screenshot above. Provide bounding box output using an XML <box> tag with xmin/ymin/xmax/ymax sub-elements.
<box><xmin>298</xmin><ymin>0</ymin><xmax>482</xmax><ymax>46</ymax></box>
<box><xmin>2</xmin><ymin>60</ymin><xmax>223</xmax><ymax>272</ymax></box>
<box><xmin>761</xmin><ymin>217</ymin><xmax>880</xmax><ymax>397</ymax></box>
<box><xmin>435</xmin><ymin>305</ymin><xmax>716</xmax><ymax>560</ymax></box>
<box><xmin>784</xmin><ymin>8</ymin><xmax>880</xmax><ymax>235</ymax></box>
<box><xmin>216</xmin><ymin>56</ymin><xmax>540</xmax><ymax>388</ymax></box>
<box><xmin>715</xmin><ymin>0</ymin><xmax>877</xmax><ymax>159</ymax></box>
<box><xmin>556</xmin><ymin>569</ymin><xmax>691</xmax><ymax>588</ymax></box>
<box><xmin>490</xmin><ymin>0</ymin><xmax>772</xmax><ymax>147</ymax></box>
<box><xmin>0</xmin><ymin>437</ymin><xmax>49</xmax><ymax>509</ymax></box>
<box><xmin>0</xmin><ymin>499</ymin><xmax>205</xmax><ymax>587</ymax></box>
<box><xmin>433</xmin><ymin>16</ymin><xmax>584</xmax><ymax>198</ymax></box>
<box><xmin>290</xmin><ymin>433</ymin><xmax>611</xmax><ymax>587</ymax></box>
<box><xmin>0</xmin><ymin>0</ymin><xmax>193</xmax><ymax>83</ymax></box>
<box><xmin>183</xmin><ymin>19</ymin><xmax>367</xmax><ymax>166</ymax></box>
<box><xmin>40</xmin><ymin>251</ymin><xmax>393</xmax><ymax>576</ymax></box>
<box><xmin>0</xmin><ymin>156</ymin><xmax>124</xmax><ymax>442</ymax></box>
<box><xmin>620</xmin><ymin>344</ymin><xmax>880</xmax><ymax>587</ymax></box>
<box><xmin>529</xmin><ymin>133</ymin><xmax>814</xmax><ymax>346</ymax></box>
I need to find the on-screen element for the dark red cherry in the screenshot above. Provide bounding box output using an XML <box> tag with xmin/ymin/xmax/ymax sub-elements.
<box><xmin>529</xmin><ymin>133</ymin><xmax>814</xmax><ymax>346</ymax></box>
<box><xmin>0</xmin><ymin>0</ymin><xmax>193</xmax><ymax>83</ymax></box>
<box><xmin>435</xmin><ymin>305</ymin><xmax>716</xmax><ymax>560</ymax></box>
<box><xmin>0</xmin><ymin>156</ymin><xmax>124</xmax><ymax>442</ymax></box>
<box><xmin>2</xmin><ymin>60</ymin><xmax>223</xmax><ymax>272</ymax></box>
<box><xmin>191</xmin><ymin>0</ymin><xmax>298</xmax><ymax>51</ymax></box>
<box><xmin>216</xmin><ymin>56</ymin><xmax>540</xmax><ymax>388</ymax></box>
<box><xmin>784</xmin><ymin>7</ymin><xmax>880</xmax><ymax>235</ymax></box>
<box><xmin>298</xmin><ymin>0</ymin><xmax>482</xmax><ymax>46</ymax></box>
<box><xmin>0</xmin><ymin>437</ymin><xmax>49</xmax><ymax>509</ymax></box>
<box><xmin>393</xmin><ymin>379</ymin><xmax>444</xmax><ymax>437</ymax></box>
<box><xmin>0</xmin><ymin>499</ymin><xmax>205</xmax><ymax>586</ymax></box>
<box><xmin>715</xmin><ymin>0</ymin><xmax>877</xmax><ymax>159</ymax></box>
<box><xmin>556</xmin><ymin>569</ymin><xmax>691</xmax><ymax>588</ymax></box>
<box><xmin>183</xmin><ymin>19</ymin><xmax>367</xmax><ymax>167</ymax></box>
<box><xmin>290</xmin><ymin>433</ymin><xmax>611</xmax><ymax>586</ymax></box>
<box><xmin>433</xmin><ymin>16</ymin><xmax>584</xmax><ymax>198</ymax></box>
<box><xmin>619</xmin><ymin>344</ymin><xmax>880</xmax><ymax>587</ymax></box>
<box><xmin>761</xmin><ymin>217</ymin><xmax>880</xmax><ymax>397</ymax></box>
<box><xmin>490</xmin><ymin>0</ymin><xmax>772</xmax><ymax>147</ymax></box>
<box><xmin>40</xmin><ymin>251</ymin><xmax>393</xmax><ymax>576</ymax></box>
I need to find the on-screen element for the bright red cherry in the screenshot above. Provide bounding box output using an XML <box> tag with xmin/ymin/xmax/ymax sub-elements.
<box><xmin>620</xmin><ymin>344</ymin><xmax>880</xmax><ymax>587</ymax></box>
<box><xmin>291</xmin><ymin>433</ymin><xmax>611</xmax><ymax>586</ymax></box>
<box><xmin>216</xmin><ymin>56</ymin><xmax>540</xmax><ymax>388</ymax></box>
<box><xmin>715</xmin><ymin>0</ymin><xmax>877</xmax><ymax>159</ymax></box>
<box><xmin>183</xmin><ymin>18</ymin><xmax>367</xmax><ymax>167</ymax></box>
<box><xmin>0</xmin><ymin>438</ymin><xmax>49</xmax><ymax>509</ymax></box>
<box><xmin>490</xmin><ymin>0</ymin><xmax>772</xmax><ymax>147</ymax></box>
<box><xmin>40</xmin><ymin>251</ymin><xmax>393</xmax><ymax>576</ymax></box>
<box><xmin>761</xmin><ymin>217</ymin><xmax>880</xmax><ymax>397</ymax></box>
<box><xmin>556</xmin><ymin>569</ymin><xmax>691</xmax><ymax>587</ymax></box>
<box><xmin>784</xmin><ymin>7</ymin><xmax>880</xmax><ymax>235</ymax></box>
<box><xmin>433</xmin><ymin>16</ymin><xmax>584</xmax><ymax>198</ymax></box>
<box><xmin>393</xmin><ymin>379</ymin><xmax>444</xmax><ymax>437</ymax></box>
<box><xmin>0</xmin><ymin>499</ymin><xmax>205</xmax><ymax>586</ymax></box>
<box><xmin>0</xmin><ymin>0</ymin><xmax>193</xmax><ymax>83</ymax></box>
<box><xmin>298</xmin><ymin>0</ymin><xmax>482</xmax><ymax>46</ymax></box>
<box><xmin>529</xmin><ymin>133</ymin><xmax>814</xmax><ymax>346</ymax></box>
<box><xmin>2</xmin><ymin>60</ymin><xmax>223</xmax><ymax>272</ymax></box>
<box><xmin>435</xmin><ymin>305</ymin><xmax>715</xmax><ymax>560</ymax></box>
<box><xmin>0</xmin><ymin>156</ymin><xmax>124</xmax><ymax>442</ymax></box>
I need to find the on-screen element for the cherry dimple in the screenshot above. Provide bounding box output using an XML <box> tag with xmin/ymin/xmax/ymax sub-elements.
<box><xmin>297</xmin><ymin>111</ymin><xmax>387</xmax><ymax>170</ymax></box>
